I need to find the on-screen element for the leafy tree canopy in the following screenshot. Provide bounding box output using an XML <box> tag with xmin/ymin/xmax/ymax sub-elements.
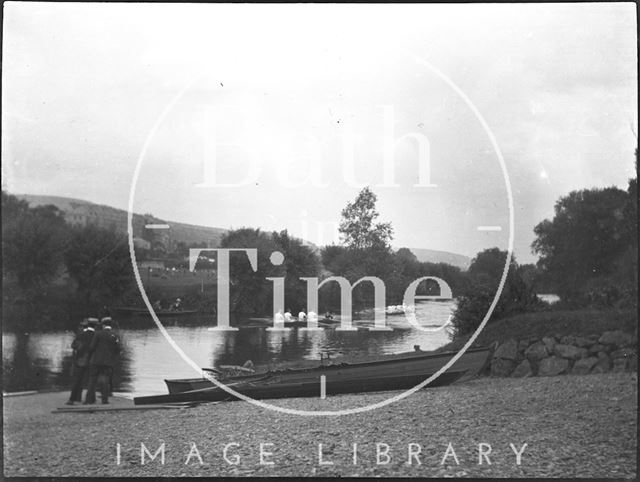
<box><xmin>338</xmin><ymin>187</ymin><xmax>393</xmax><ymax>251</ymax></box>
<box><xmin>2</xmin><ymin>191</ymin><xmax>69</xmax><ymax>298</ymax></box>
<box><xmin>64</xmin><ymin>224</ymin><xmax>134</xmax><ymax>312</ymax></box>
<box><xmin>219</xmin><ymin>228</ymin><xmax>321</xmax><ymax>315</ymax></box>
<box><xmin>532</xmin><ymin>186</ymin><xmax>633</xmax><ymax>300</ymax></box>
<box><xmin>451</xmin><ymin>248</ymin><xmax>540</xmax><ymax>337</ymax></box>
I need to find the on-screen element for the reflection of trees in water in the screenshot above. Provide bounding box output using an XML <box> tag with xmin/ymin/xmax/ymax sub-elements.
<box><xmin>214</xmin><ymin>329</ymin><xmax>267</xmax><ymax>367</ymax></box>
<box><xmin>3</xmin><ymin>330</ymin><xmax>134</xmax><ymax>394</ymax></box>
<box><xmin>320</xmin><ymin>329</ymin><xmax>409</xmax><ymax>361</ymax></box>
<box><xmin>213</xmin><ymin>328</ymin><xmax>315</xmax><ymax>369</ymax></box>
<box><xmin>296</xmin><ymin>330</ymin><xmax>323</xmax><ymax>361</ymax></box>
<box><xmin>275</xmin><ymin>330</ymin><xmax>312</xmax><ymax>364</ymax></box>
<box><xmin>210</xmin><ymin>327</ymin><xmax>413</xmax><ymax>371</ymax></box>
<box><xmin>4</xmin><ymin>308</ymin><xmax>451</xmax><ymax>394</ymax></box>
<box><xmin>3</xmin><ymin>333</ymin><xmax>58</xmax><ymax>392</ymax></box>
<box><xmin>112</xmin><ymin>334</ymin><xmax>133</xmax><ymax>392</ymax></box>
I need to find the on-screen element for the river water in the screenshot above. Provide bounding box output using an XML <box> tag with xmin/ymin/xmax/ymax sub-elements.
<box><xmin>2</xmin><ymin>300</ymin><xmax>454</xmax><ymax>396</ymax></box>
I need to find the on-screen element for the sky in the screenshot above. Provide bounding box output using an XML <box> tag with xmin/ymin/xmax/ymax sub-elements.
<box><xmin>2</xmin><ymin>3</ymin><xmax>637</xmax><ymax>263</ymax></box>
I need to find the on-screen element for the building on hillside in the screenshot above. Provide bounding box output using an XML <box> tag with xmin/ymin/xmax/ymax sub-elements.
<box><xmin>62</xmin><ymin>201</ymin><xmax>125</xmax><ymax>233</ymax></box>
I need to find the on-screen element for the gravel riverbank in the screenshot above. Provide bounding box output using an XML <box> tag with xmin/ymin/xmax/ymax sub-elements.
<box><xmin>3</xmin><ymin>373</ymin><xmax>637</xmax><ymax>478</ymax></box>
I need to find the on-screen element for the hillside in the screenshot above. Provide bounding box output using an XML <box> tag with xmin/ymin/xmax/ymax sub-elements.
<box><xmin>16</xmin><ymin>194</ymin><xmax>226</xmax><ymax>248</ymax></box>
<box><xmin>16</xmin><ymin>195</ymin><xmax>470</xmax><ymax>268</ymax></box>
<box><xmin>407</xmin><ymin>248</ymin><xmax>471</xmax><ymax>270</ymax></box>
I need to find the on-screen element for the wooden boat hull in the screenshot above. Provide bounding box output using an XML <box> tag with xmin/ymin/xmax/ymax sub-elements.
<box><xmin>164</xmin><ymin>370</ymin><xmax>462</xmax><ymax>398</ymax></box>
<box><xmin>166</xmin><ymin>378</ymin><xmax>218</xmax><ymax>393</ymax></box>
<box><xmin>135</xmin><ymin>345</ymin><xmax>495</xmax><ymax>405</ymax></box>
<box><xmin>165</xmin><ymin>373</ymin><xmax>267</xmax><ymax>394</ymax></box>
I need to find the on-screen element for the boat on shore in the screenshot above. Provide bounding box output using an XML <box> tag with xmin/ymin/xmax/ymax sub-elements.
<box><xmin>133</xmin><ymin>344</ymin><xmax>496</xmax><ymax>405</ymax></box>
<box><xmin>165</xmin><ymin>369</ymin><xmax>267</xmax><ymax>394</ymax></box>
<box><xmin>114</xmin><ymin>307</ymin><xmax>198</xmax><ymax>317</ymax></box>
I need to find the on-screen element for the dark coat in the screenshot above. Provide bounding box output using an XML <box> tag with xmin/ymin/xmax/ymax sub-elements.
<box><xmin>71</xmin><ymin>329</ymin><xmax>95</xmax><ymax>367</ymax></box>
<box><xmin>89</xmin><ymin>329</ymin><xmax>120</xmax><ymax>367</ymax></box>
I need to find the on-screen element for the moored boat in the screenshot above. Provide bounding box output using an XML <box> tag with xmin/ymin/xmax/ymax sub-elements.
<box><xmin>165</xmin><ymin>372</ymin><xmax>267</xmax><ymax>394</ymax></box>
<box><xmin>134</xmin><ymin>344</ymin><xmax>496</xmax><ymax>405</ymax></box>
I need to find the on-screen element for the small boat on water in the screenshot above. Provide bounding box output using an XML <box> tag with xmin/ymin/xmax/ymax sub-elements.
<box><xmin>248</xmin><ymin>316</ymin><xmax>341</xmax><ymax>328</ymax></box>
<box><xmin>115</xmin><ymin>307</ymin><xmax>198</xmax><ymax>317</ymax></box>
<box><xmin>384</xmin><ymin>304</ymin><xmax>416</xmax><ymax>315</ymax></box>
<box><xmin>133</xmin><ymin>344</ymin><xmax>496</xmax><ymax>405</ymax></box>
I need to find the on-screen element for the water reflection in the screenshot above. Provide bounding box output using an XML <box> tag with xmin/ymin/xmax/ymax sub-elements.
<box><xmin>2</xmin><ymin>301</ymin><xmax>454</xmax><ymax>395</ymax></box>
<box><xmin>2</xmin><ymin>330</ymin><xmax>134</xmax><ymax>394</ymax></box>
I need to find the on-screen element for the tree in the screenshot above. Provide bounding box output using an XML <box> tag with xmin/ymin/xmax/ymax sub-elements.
<box><xmin>2</xmin><ymin>191</ymin><xmax>29</xmax><ymax>219</ymax></box>
<box><xmin>416</xmin><ymin>261</ymin><xmax>467</xmax><ymax>297</ymax></box>
<box><xmin>451</xmin><ymin>248</ymin><xmax>539</xmax><ymax>337</ymax></box>
<box><xmin>532</xmin><ymin>187</ymin><xmax>632</xmax><ymax>302</ymax></box>
<box><xmin>325</xmin><ymin>189</ymin><xmax>467</xmax><ymax>310</ymax></box>
<box><xmin>467</xmin><ymin>247</ymin><xmax>509</xmax><ymax>290</ymax></box>
<box><xmin>219</xmin><ymin>228</ymin><xmax>279</xmax><ymax>315</ymax></box>
<box><xmin>317</xmin><ymin>187</ymin><xmax>394</xmax><ymax>309</ymax></box>
<box><xmin>320</xmin><ymin>244</ymin><xmax>349</xmax><ymax>275</ymax></box>
<box><xmin>272</xmin><ymin>230</ymin><xmax>322</xmax><ymax>312</ymax></box>
<box><xmin>339</xmin><ymin>187</ymin><xmax>393</xmax><ymax>250</ymax></box>
<box><xmin>2</xmin><ymin>192</ymin><xmax>69</xmax><ymax>304</ymax></box>
<box><xmin>395</xmin><ymin>247</ymin><xmax>418</xmax><ymax>264</ymax></box>
<box><xmin>65</xmin><ymin>224</ymin><xmax>134</xmax><ymax>312</ymax></box>
<box><xmin>219</xmin><ymin>228</ymin><xmax>321</xmax><ymax>315</ymax></box>
<box><xmin>615</xmin><ymin>164</ymin><xmax>638</xmax><ymax>304</ymax></box>
<box><xmin>387</xmin><ymin>248</ymin><xmax>421</xmax><ymax>300</ymax></box>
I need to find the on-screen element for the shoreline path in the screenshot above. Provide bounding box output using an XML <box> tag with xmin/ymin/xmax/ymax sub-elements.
<box><xmin>3</xmin><ymin>373</ymin><xmax>637</xmax><ymax>478</ymax></box>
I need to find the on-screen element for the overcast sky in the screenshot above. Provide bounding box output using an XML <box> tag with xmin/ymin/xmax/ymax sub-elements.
<box><xmin>2</xmin><ymin>3</ymin><xmax>637</xmax><ymax>263</ymax></box>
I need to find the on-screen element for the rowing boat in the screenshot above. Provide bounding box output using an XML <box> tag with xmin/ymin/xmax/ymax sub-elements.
<box><xmin>134</xmin><ymin>344</ymin><xmax>496</xmax><ymax>405</ymax></box>
<box><xmin>165</xmin><ymin>372</ymin><xmax>266</xmax><ymax>394</ymax></box>
<box><xmin>164</xmin><ymin>366</ymin><xmax>262</xmax><ymax>394</ymax></box>
<box><xmin>247</xmin><ymin>317</ymin><xmax>341</xmax><ymax>328</ymax></box>
<box><xmin>115</xmin><ymin>307</ymin><xmax>198</xmax><ymax>317</ymax></box>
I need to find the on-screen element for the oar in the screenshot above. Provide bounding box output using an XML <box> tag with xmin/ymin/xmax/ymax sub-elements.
<box><xmin>218</xmin><ymin>365</ymin><xmax>255</xmax><ymax>373</ymax></box>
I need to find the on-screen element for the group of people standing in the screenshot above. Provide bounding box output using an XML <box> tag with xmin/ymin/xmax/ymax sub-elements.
<box><xmin>67</xmin><ymin>316</ymin><xmax>120</xmax><ymax>405</ymax></box>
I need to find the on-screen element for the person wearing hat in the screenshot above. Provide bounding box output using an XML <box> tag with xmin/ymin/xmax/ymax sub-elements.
<box><xmin>66</xmin><ymin>318</ymin><xmax>97</xmax><ymax>405</ymax></box>
<box><xmin>84</xmin><ymin>317</ymin><xmax>120</xmax><ymax>405</ymax></box>
<box><xmin>100</xmin><ymin>317</ymin><xmax>117</xmax><ymax>396</ymax></box>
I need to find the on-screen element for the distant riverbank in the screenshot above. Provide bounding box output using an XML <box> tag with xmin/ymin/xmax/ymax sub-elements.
<box><xmin>3</xmin><ymin>373</ymin><xmax>636</xmax><ymax>477</ymax></box>
<box><xmin>436</xmin><ymin>308</ymin><xmax>637</xmax><ymax>354</ymax></box>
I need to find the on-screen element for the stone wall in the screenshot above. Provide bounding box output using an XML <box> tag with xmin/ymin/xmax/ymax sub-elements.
<box><xmin>488</xmin><ymin>330</ymin><xmax>637</xmax><ymax>378</ymax></box>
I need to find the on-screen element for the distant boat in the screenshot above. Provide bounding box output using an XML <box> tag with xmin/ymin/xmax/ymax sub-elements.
<box><xmin>536</xmin><ymin>293</ymin><xmax>560</xmax><ymax>304</ymax></box>
<box><xmin>114</xmin><ymin>307</ymin><xmax>198</xmax><ymax>317</ymax></box>
<box><xmin>134</xmin><ymin>344</ymin><xmax>496</xmax><ymax>405</ymax></box>
<box><xmin>248</xmin><ymin>316</ymin><xmax>341</xmax><ymax>328</ymax></box>
<box><xmin>383</xmin><ymin>304</ymin><xmax>416</xmax><ymax>315</ymax></box>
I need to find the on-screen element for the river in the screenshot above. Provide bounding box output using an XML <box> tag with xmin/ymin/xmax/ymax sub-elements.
<box><xmin>2</xmin><ymin>300</ymin><xmax>454</xmax><ymax>396</ymax></box>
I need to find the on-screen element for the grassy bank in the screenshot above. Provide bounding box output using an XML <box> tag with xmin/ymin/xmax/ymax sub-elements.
<box><xmin>438</xmin><ymin>308</ymin><xmax>638</xmax><ymax>353</ymax></box>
